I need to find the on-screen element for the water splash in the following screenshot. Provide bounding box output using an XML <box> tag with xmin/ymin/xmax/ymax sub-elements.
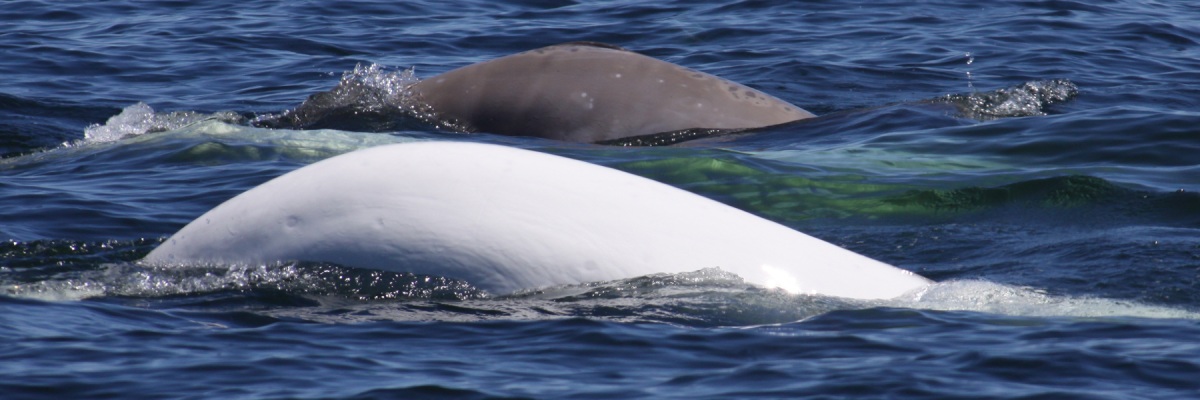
<box><xmin>73</xmin><ymin>63</ymin><xmax>436</xmax><ymax>148</ymax></box>
<box><xmin>963</xmin><ymin>52</ymin><xmax>975</xmax><ymax>91</ymax></box>
<box><xmin>936</xmin><ymin>79</ymin><xmax>1079</xmax><ymax>120</ymax></box>
<box><xmin>76</xmin><ymin>102</ymin><xmax>244</xmax><ymax>146</ymax></box>
<box><xmin>3</xmin><ymin>261</ymin><xmax>486</xmax><ymax>302</ymax></box>
<box><xmin>892</xmin><ymin>280</ymin><xmax>1199</xmax><ymax>320</ymax></box>
<box><xmin>251</xmin><ymin>63</ymin><xmax>453</xmax><ymax>131</ymax></box>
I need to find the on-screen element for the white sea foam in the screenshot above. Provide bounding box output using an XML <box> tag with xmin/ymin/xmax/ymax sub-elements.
<box><xmin>74</xmin><ymin>102</ymin><xmax>243</xmax><ymax>146</ymax></box>
<box><xmin>887</xmin><ymin>279</ymin><xmax>1198</xmax><ymax>320</ymax></box>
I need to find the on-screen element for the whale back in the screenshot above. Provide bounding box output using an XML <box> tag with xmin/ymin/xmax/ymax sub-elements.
<box><xmin>411</xmin><ymin>43</ymin><xmax>815</xmax><ymax>143</ymax></box>
<box><xmin>144</xmin><ymin>142</ymin><xmax>928</xmax><ymax>299</ymax></box>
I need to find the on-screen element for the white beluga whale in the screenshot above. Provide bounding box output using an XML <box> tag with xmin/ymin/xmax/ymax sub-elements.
<box><xmin>144</xmin><ymin>142</ymin><xmax>931</xmax><ymax>300</ymax></box>
<box><xmin>411</xmin><ymin>42</ymin><xmax>815</xmax><ymax>143</ymax></box>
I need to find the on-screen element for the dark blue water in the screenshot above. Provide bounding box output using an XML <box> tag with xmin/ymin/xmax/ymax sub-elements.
<box><xmin>3</xmin><ymin>0</ymin><xmax>1200</xmax><ymax>398</ymax></box>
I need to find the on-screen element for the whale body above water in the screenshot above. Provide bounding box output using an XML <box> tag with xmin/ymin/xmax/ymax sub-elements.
<box><xmin>409</xmin><ymin>42</ymin><xmax>816</xmax><ymax>143</ymax></box>
<box><xmin>144</xmin><ymin>141</ymin><xmax>931</xmax><ymax>300</ymax></box>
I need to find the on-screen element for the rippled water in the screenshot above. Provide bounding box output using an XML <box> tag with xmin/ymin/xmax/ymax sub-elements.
<box><xmin>3</xmin><ymin>0</ymin><xmax>1199</xmax><ymax>398</ymax></box>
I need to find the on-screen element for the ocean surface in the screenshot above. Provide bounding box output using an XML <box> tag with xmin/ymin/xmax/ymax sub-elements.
<box><xmin>3</xmin><ymin>0</ymin><xmax>1199</xmax><ymax>398</ymax></box>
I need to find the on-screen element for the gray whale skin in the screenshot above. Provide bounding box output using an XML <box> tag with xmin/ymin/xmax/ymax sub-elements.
<box><xmin>411</xmin><ymin>42</ymin><xmax>815</xmax><ymax>143</ymax></box>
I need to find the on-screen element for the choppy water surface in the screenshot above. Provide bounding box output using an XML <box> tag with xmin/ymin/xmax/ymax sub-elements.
<box><xmin>3</xmin><ymin>0</ymin><xmax>1199</xmax><ymax>398</ymax></box>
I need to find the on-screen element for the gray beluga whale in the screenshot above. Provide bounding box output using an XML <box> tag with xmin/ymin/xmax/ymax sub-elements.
<box><xmin>411</xmin><ymin>42</ymin><xmax>816</xmax><ymax>143</ymax></box>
